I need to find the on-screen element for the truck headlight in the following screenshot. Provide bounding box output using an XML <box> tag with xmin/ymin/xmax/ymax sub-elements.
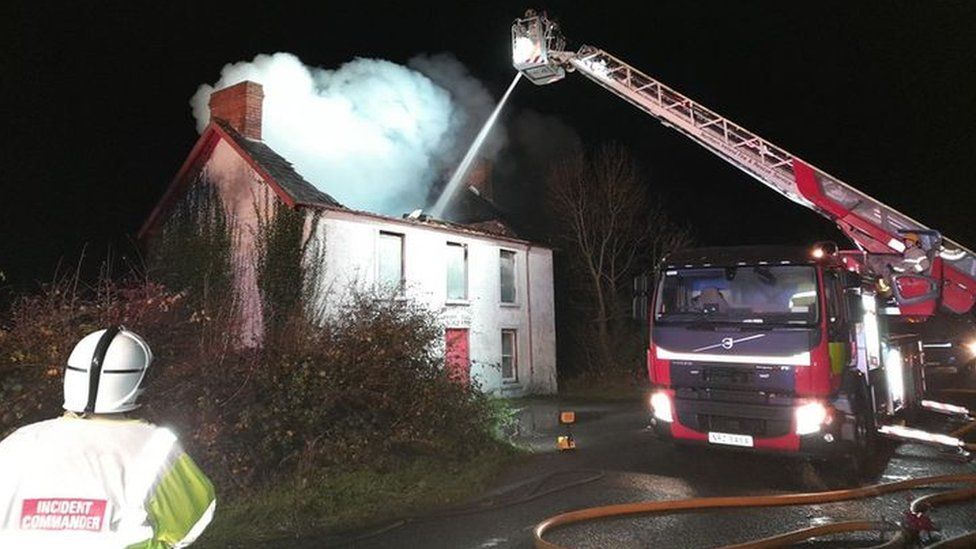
<box><xmin>965</xmin><ymin>341</ymin><xmax>976</xmax><ymax>356</ymax></box>
<box><xmin>795</xmin><ymin>401</ymin><xmax>829</xmax><ymax>435</ymax></box>
<box><xmin>650</xmin><ymin>391</ymin><xmax>673</xmax><ymax>423</ymax></box>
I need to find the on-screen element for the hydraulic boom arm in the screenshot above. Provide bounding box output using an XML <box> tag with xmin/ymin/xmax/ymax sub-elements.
<box><xmin>512</xmin><ymin>11</ymin><xmax>976</xmax><ymax>315</ymax></box>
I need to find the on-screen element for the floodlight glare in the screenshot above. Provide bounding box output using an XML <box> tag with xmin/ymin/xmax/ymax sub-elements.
<box><xmin>513</xmin><ymin>36</ymin><xmax>538</xmax><ymax>65</ymax></box>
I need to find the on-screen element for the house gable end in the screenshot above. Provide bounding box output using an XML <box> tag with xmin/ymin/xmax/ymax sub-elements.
<box><xmin>139</xmin><ymin>121</ymin><xmax>341</xmax><ymax>241</ymax></box>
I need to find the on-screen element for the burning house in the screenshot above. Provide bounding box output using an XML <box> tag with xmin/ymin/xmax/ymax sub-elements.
<box><xmin>139</xmin><ymin>81</ymin><xmax>557</xmax><ymax>396</ymax></box>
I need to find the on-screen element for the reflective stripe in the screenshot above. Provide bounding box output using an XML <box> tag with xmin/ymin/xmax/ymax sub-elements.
<box><xmin>656</xmin><ymin>346</ymin><xmax>811</xmax><ymax>366</ymax></box>
<box><xmin>143</xmin><ymin>453</ymin><xmax>215</xmax><ymax>548</ymax></box>
<box><xmin>175</xmin><ymin>500</ymin><xmax>215</xmax><ymax>549</ymax></box>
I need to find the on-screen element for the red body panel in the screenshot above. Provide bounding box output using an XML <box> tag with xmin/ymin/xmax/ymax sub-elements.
<box><xmin>794</xmin><ymin>158</ymin><xmax>976</xmax><ymax>316</ymax></box>
<box><xmin>648</xmin><ymin>347</ymin><xmax>670</xmax><ymax>386</ymax></box>
<box><xmin>942</xmin><ymin>263</ymin><xmax>976</xmax><ymax>314</ymax></box>
<box><xmin>794</xmin><ymin>160</ymin><xmax>896</xmax><ymax>254</ymax></box>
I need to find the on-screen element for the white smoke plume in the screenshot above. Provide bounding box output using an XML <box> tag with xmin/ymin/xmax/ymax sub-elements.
<box><xmin>190</xmin><ymin>52</ymin><xmax>504</xmax><ymax>215</ymax></box>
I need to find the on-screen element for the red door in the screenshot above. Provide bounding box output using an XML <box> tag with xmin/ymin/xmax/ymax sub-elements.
<box><xmin>445</xmin><ymin>328</ymin><xmax>470</xmax><ymax>387</ymax></box>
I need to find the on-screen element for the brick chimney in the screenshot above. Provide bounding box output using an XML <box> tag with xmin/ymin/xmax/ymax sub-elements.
<box><xmin>209</xmin><ymin>81</ymin><xmax>264</xmax><ymax>140</ymax></box>
<box><xmin>465</xmin><ymin>160</ymin><xmax>493</xmax><ymax>201</ymax></box>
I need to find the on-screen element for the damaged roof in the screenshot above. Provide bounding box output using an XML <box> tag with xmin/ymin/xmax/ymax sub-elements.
<box><xmin>214</xmin><ymin>121</ymin><xmax>341</xmax><ymax>209</ymax></box>
<box><xmin>140</xmin><ymin>120</ymin><xmax>538</xmax><ymax>246</ymax></box>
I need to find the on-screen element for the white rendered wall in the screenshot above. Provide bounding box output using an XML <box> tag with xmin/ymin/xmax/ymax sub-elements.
<box><xmin>189</xmin><ymin>136</ymin><xmax>557</xmax><ymax>395</ymax></box>
<box><xmin>309</xmin><ymin>209</ymin><xmax>557</xmax><ymax>396</ymax></box>
<box><xmin>198</xmin><ymin>139</ymin><xmax>271</xmax><ymax>347</ymax></box>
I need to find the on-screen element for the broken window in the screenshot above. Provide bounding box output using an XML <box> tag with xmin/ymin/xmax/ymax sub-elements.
<box><xmin>377</xmin><ymin>232</ymin><xmax>404</xmax><ymax>290</ymax></box>
<box><xmin>500</xmin><ymin>250</ymin><xmax>517</xmax><ymax>304</ymax></box>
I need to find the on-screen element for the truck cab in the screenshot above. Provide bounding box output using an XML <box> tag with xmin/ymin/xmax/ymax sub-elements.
<box><xmin>648</xmin><ymin>245</ymin><xmax>923</xmax><ymax>460</ymax></box>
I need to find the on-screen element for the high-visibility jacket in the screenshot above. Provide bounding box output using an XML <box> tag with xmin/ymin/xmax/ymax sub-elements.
<box><xmin>0</xmin><ymin>415</ymin><xmax>215</xmax><ymax>548</ymax></box>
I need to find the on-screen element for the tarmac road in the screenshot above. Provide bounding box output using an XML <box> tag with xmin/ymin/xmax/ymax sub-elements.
<box><xmin>322</xmin><ymin>389</ymin><xmax>976</xmax><ymax>549</ymax></box>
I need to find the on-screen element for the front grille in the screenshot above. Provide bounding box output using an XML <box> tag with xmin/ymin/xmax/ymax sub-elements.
<box><xmin>675</xmin><ymin>397</ymin><xmax>793</xmax><ymax>438</ymax></box>
<box><xmin>671</xmin><ymin>362</ymin><xmax>796</xmax><ymax>394</ymax></box>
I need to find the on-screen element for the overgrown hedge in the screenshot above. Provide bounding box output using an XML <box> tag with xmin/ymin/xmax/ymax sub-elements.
<box><xmin>0</xmin><ymin>276</ymin><xmax>505</xmax><ymax>495</ymax></box>
<box><xmin>1</xmin><ymin>179</ymin><xmax>506</xmax><ymax>498</ymax></box>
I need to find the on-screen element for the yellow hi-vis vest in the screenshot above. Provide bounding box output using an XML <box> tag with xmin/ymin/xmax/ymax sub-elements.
<box><xmin>0</xmin><ymin>416</ymin><xmax>215</xmax><ymax>548</ymax></box>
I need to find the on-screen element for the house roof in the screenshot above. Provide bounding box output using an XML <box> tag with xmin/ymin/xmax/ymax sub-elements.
<box><xmin>138</xmin><ymin>120</ymin><xmax>341</xmax><ymax>239</ymax></box>
<box><xmin>213</xmin><ymin>121</ymin><xmax>341</xmax><ymax>209</ymax></box>
<box><xmin>139</xmin><ymin>121</ymin><xmax>545</xmax><ymax>247</ymax></box>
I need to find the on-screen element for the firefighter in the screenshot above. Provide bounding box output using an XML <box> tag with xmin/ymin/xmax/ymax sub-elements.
<box><xmin>0</xmin><ymin>327</ymin><xmax>215</xmax><ymax>548</ymax></box>
<box><xmin>901</xmin><ymin>233</ymin><xmax>932</xmax><ymax>273</ymax></box>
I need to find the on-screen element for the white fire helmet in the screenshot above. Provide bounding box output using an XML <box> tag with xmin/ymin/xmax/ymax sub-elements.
<box><xmin>63</xmin><ymin>327</ymin><xmax>154</xmax><ymax>414</ymax></box>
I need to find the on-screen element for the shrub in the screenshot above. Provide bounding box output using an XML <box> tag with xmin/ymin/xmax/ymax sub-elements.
<box><xmin>1</xmin><ymin>275</ymin><xmax>504</xmax><ymax>497</ymax></box>
<box><xmin>254</xmin><ymin>196</ymin><xmax>319</xmax><ymax>341</ymax></box>
<box><xmin>146</xmin><ymin>177</ymin><xmax>236</xmax><ymax>314</ymax></box>
<box><xmin>0</xmin><ymin>274</ymin><xmax>188</xmax><ymax>437</ymax></box>
<box><xmin>234</xmin><ymin>291</ymin><xmax>501</xmax><ymax>482</ymax></box>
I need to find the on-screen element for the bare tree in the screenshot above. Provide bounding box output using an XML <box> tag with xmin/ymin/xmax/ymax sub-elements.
<box><xmin>546</xmin><ymin>143</ymin><xmax>691</xmax><ymax>372</ymax></box>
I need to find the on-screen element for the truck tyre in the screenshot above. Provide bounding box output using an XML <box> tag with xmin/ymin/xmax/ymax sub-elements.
<box><xmin>816</xmin><ymin>384</ymin><xmax>877</xmax><ymax>487</ymax></box>
<box><xmin>846</xmin><ymin>384</ymin><xmax>879</xmax><ymax>481</ymax></box>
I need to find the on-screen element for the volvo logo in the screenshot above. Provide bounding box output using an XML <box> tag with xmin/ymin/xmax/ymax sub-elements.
<box><xmin>692</xmin><ymin>333</ymin><xmax>767</xmax><ymax>353</ymax></box>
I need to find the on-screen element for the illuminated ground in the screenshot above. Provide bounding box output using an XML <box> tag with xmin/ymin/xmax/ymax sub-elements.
<box><xmin>316</xmin><ymin>384</ymin><xmax>976</xmax><ymax>548</ymax></box>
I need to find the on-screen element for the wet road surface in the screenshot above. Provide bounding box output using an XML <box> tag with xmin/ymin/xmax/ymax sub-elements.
<box><xmin>327</xmin><ymin>391</ymin><xmax>976</xmax><ymax>548</ymax></box>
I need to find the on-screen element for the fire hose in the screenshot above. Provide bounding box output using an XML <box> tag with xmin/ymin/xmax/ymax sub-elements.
<box><xmin>331</xmin><ymin>410</ymin><xmax>976</xmax><ymax>547</ymax></box>
<box><xmin>535</xmin><ymin>409</ymin><xmax>976</xmax><ymax>549</ymax></box>
<box><xmin>533</xmin><ymin>473</ymin><xmax>976</xmax><ymax>548</ymax></box>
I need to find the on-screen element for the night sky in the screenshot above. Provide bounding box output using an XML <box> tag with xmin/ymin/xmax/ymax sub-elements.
<box><xmin>3</xmin><ymin>1</ymin><xmax>975</xmax><ymax>290</ymax></box>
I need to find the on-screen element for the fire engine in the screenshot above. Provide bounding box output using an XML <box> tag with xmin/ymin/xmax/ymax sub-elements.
<box><xmin>512</xmin><ymin>11</ymin><xmax>976</xmax><ymax>467</ymax></box>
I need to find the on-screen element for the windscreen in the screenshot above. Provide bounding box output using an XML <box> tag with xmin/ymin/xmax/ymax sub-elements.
<box><xmin>655</xmin><ymin>265</ymin><xmax>819</xmax><ymax>325</ymax></box>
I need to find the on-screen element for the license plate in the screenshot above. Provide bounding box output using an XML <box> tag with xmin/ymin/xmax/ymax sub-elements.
<box><xmin>708</xmin><ymin>431</ymin><xmax>754</xmax><ymax>447</ymax></box>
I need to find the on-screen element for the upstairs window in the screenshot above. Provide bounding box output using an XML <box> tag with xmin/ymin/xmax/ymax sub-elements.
<box><xmin>500</xmin><ymin>250</ymin><xmax>517</xmax><ymax>304</ymax></box>
<box><xmin>446</xmin><ymin>242</ymin><xmax>468</xmax><ymax>301</ymax></box>
<box><xmin>377</xmin><ymin>232</ymin><xmax>404</xmax><ymax>290</ymax></box>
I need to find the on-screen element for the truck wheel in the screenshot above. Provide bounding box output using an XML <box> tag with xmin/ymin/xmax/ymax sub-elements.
<box><xmin>847</xmin><ymin>388</ymin><xmax>879</xmax><ymax>480</ymax></box>
<box><xmin>851</xmin><ymin>409</ymin><xmax>876</xmax><ymax>473</ymax></box>
<box><xmin>814</xmin><ymin>412</ymin><xmax>874</xmax><ymax>488</ymax></box>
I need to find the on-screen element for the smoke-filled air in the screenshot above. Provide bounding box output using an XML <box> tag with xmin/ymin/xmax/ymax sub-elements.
<box><xmin>190</xmin><ymin>52</ymin><xmax>506</xmax><ymax>215</ymax></box>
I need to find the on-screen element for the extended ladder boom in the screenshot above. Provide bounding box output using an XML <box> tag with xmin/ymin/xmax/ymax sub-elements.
<box><xmin>512</xmin><ymin>12</ymin><xmax>976</xmax><ymax>314</ymax></box>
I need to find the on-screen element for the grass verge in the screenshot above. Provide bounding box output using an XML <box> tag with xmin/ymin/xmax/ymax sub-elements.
<box><xmin>196</xmin><ymin>444</ymin><xmax>521</xmax><ymax>547</ymax></box>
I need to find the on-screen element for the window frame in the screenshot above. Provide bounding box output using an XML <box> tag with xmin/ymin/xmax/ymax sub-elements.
<box><xmin>445</xmin><ymin>241</ymin><xmax>469</xmax><ymax>303</ymax></box>
<box><xmin>376</xmin><ymin>230</ymin><xmax>405</xmax><ymax>292</ymax></box>
<box><xmin>499</xmin><ymin>249</ymin><xmax>518</xmax><ymax>306</ymax></box>
<box><xmin>501</xmin><ymin>329</ymin><xmax>518</xmax><ymax>383</ymax></box>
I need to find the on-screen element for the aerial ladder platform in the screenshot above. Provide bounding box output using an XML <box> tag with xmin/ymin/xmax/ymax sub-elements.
<box><xmin>512</xmin><ymin>11</ymin><xmax>976</xmax><ymax>320</ymax></box>
<box><xmin>511</xmin><ymin>11</ymin><xmax>976</xmax><ymax>453</ymax></box>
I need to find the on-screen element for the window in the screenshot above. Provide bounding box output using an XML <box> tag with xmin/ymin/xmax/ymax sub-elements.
<box><xmin>446</xmin><ymin>242</ymin><xmax>468</xmax><ymax>301</ymax></box>
<box><xmin>501</xmin><ymin>329</ymin><xmax>518</xmax><ymax>382</ymax></box>
<box><xmin>654</xmin><ymin>265</ymin><xmax>819</xmax><ymax>326</ymax></box>
<box><xmin>500</xmin><ymin>250</ymin><xmax>517</xmax><ymax>304</ymax></box>
<box><xmin>377</xmin><ymin>232</ymin><xmax>404</xmax><ymax>290</ymax></box>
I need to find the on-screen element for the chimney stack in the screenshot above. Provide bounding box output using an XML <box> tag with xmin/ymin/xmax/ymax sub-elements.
<box><xmin>209</xmin><ymin>81</ymin><xmax>264</xmax><ymax>140</ymax></box>
<box><xmin>465</xmin><ymin>160</ymin><xmax>493</xmax><ymax>201</ymax></box>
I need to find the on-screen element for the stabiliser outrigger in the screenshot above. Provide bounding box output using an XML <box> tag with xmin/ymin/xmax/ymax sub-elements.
<box><xmin>512</xmin><ymin>9</ymin><xmax>976</xmax><ymax>548</ymax></box>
